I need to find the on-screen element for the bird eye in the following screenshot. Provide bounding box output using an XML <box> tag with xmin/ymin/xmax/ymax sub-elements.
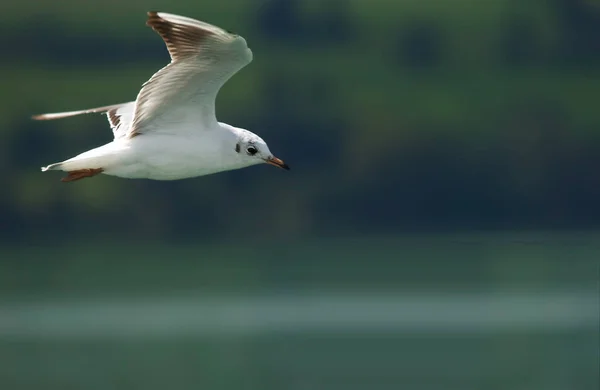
<box><xmin>246</xmin><ymin>146</ymin><xmax>258</xmax><ymax>156</ymax></box>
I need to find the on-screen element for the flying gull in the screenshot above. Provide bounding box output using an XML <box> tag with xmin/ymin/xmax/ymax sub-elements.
<box><xmin>33</xmin><ymin>11</ymin><xmax>289</xmax><ymax>182</ymax></box>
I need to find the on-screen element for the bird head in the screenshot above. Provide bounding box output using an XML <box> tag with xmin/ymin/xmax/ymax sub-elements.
<box><xmin>235</xmin><ymin>132</ymin><xmax>289</xmax><ymax>170</ymax></box>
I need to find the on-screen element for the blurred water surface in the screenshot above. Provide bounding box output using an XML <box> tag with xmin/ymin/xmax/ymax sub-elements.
<box><xmin>1</xmin><ymin>233</ymin><xmax>598</xmax><ymax>389</ymax></box>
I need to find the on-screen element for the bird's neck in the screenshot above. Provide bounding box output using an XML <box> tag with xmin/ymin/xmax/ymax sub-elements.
<box><xmin>218</xmin><ymin>122</ymin><xmax>248</xmax><ymax>138</ymax></box>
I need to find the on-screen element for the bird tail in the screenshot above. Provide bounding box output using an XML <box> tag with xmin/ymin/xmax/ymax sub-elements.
<box><xmin>41</xmin><ymin>162</ymin><xmax>64</xmax><ymax>172</ymax></box>
<box><xmin>41</xmin><ymin>159</ymin><xmax>106</xmax><ymax>182</ymax></box>
<box><xmin>41</xmin><ymin>157</ymin><xmax>106</xmax><ymax>173</ymax></box>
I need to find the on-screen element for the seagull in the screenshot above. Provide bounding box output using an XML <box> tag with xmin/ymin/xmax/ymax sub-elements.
<box><xmin>33</xmin><ymin>11</ymin><xmax>289</xmax><ymax>183</ymax></box>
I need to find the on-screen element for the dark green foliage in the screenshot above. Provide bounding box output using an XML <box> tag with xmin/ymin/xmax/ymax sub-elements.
<box><xmin>1</xmin><ymin>0</ymin><xmax>599</xmax><ymax>242</ymax></box>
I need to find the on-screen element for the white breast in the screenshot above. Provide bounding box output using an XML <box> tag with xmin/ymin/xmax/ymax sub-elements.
<box><xmin>107</xmin><ymin>129</ymin><xmax>244</xmax><ymax>180</ymax></box>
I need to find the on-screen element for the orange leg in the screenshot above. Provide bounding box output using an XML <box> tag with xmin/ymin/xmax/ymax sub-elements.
<box><xmin>61</xmin><ymin>168</ymin><xmax>104</xmax><ymax>183</ymax></box>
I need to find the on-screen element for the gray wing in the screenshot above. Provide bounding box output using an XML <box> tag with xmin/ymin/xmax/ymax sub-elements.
<box><xmin>32</xmin><ymin>101</ymin><xmax>136</xmax><ymax>139</ymax></box>
<box><xmin>126</xmin><ymin>11</ymin><xmax>253</xmax><ymax>138</ymax></box>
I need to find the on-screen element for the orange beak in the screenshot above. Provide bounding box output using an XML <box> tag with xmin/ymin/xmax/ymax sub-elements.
<box><xmin>265</xmin><ymin>156</ymin><xmax>290</xmax><ymax>170</ymax></box>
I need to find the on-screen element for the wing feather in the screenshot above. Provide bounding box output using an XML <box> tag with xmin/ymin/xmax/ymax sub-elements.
<box><xmin>32</xmin><ymin>103</ymin><xmax>125</xmax><ymax>121</ymax></box>
<box><xmin>127</xmin><ymin>12</ymin><xmax>253</xmax><ymax>138</ymax></box>
<box><xmin>32</xmin><ymin>102</ymin><xmax>135</xmax><ymax>139</ymax></box>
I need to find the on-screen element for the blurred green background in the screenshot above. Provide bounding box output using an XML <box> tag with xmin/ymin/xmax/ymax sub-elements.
<box><xmin>0</xmin><ymin>0</ymin><xmax>599</xmax><ymax>389</ymax></box>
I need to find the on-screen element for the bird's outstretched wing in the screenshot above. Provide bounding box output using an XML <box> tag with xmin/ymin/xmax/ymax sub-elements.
<box><xmin>32</xmin><ymin>102</ymin><xmax>136</xmax><ymax>139</ymax></box>
<box><xmin>127</xmin><ymin>11</ymin><xmax>253</xmax><ymax>138</ymax></box>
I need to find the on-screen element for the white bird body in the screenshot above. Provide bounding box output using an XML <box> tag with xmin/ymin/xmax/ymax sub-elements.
<box><xmin>34</xmin><ymin>12</ymin><xmax>288</xmax><ymax>182</ymax></box>
<box><xmin>46</xmin><ymin>121</ymin><xmax>260</xmax><ymax>180</ymax></box>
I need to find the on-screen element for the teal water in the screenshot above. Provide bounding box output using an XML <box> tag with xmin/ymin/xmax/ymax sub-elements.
<box><xmin>0</xmin><ymin>233</ymin><xmax>598</xmax><ymax>389</ymax></box>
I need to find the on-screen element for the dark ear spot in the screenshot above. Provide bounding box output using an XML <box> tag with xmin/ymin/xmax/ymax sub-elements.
<box><xmin>235</xmin><ymin>143</ymin><xmax>240</xmax><ymax>153</ymax></box>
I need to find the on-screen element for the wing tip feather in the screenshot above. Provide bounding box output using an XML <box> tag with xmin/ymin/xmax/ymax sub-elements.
<box><xmin>32</xmin><ymin>113</ymin><xmax>51</xmax><ymax>121</ymax></box>
<box><xmin>146</xmin><ymin>11</ymin><xmax>160</xmax><ymax>24</ymax></box>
